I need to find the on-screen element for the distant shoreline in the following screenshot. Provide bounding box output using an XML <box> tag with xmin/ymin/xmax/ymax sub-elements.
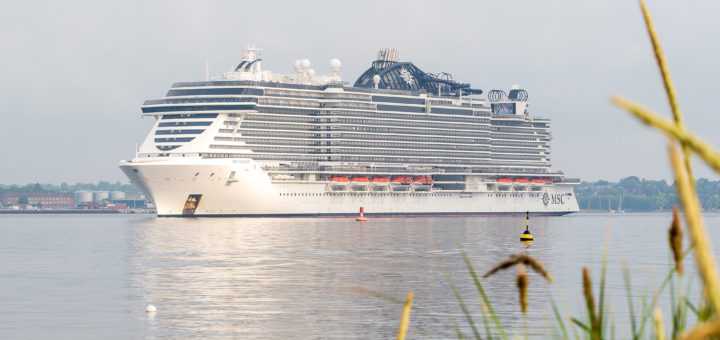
<box><xmin>0</xmin><ymin>209</ymin><xmax>155</xmax><ymax>215</ymax></box>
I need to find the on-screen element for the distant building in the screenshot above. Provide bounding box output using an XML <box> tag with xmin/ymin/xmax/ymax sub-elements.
<box><xmin>1</xmin><ymin>192</ymin><xmax>75</xmax><ymax>208</ymax></box>
<box><xmin>110</xmin><ymin>199</ymin><xmax>150</xmax><ymax>209</ymax></box>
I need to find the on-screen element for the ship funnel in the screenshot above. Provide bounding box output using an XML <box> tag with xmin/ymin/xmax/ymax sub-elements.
<box><xmin>377</xmin><ymin>48</ymin><xmax>399</xmax><ymax>62</ymax></box>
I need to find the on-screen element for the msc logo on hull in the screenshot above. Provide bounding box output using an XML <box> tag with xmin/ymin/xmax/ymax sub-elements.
<box><xmin>542</xmin><ymin>192</ymin><xmax>565</xmax><ymax>206</ymax></box>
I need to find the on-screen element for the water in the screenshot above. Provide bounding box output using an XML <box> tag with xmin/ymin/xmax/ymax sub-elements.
<box><xmin>0</xmin><ymin>213</ymin><xmax>717</xmax><ymax>339</ymax></box>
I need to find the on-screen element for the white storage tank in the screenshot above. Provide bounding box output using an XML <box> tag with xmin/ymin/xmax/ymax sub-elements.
<box><xmin>74</xmin><ymin>191</ymin><xmax>93</xmax><ymax>204</ymax></box>
<box><xmin>93</xmin><ymin>191</ymin><xmax>110</xmax><ymax>202</ymax></box>
<box><xmin>110</xmin><ymin>191</ymin><xmax>126</xmax><ymax>200</ymax></box>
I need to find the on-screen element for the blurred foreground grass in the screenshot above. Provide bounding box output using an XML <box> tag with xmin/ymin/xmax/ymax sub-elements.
<box><xmin>387</xmin><ymin>1</ymin><xmax>720</xmax><ymax>339</ymax></box>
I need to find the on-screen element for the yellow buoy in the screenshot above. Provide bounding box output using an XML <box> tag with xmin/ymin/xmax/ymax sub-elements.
<box><xmin>520</xmin><ymin>211</ymin><xmax>533</xmax><ymax>241</ymax></box>
<box><xmin>520</xmin><ymin>230</ymin><xmax>533</xmax><ymax>241</ymax></box>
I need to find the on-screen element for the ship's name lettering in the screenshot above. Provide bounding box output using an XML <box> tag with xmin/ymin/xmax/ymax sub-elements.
<box><xmin>542</xmin><ymin>192</ymin><xmax>566</xmax><ymax>206</ymax></box>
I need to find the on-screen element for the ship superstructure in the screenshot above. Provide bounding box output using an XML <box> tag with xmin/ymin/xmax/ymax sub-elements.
<box><xmin>120</xmin><ymin>46</ymin><xmax>579</xmax><ymax>216</ymax></box>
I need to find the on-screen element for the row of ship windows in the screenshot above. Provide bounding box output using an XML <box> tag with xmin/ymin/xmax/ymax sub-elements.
<box><xmin>157</xmin><ymin>87</ymin><xmax>523</xmax><ymax>119</ymax></box>
<box><xmin>243</xmin><ymin>142</ymin><xmax>542</xmax><ymax>155</ymax></box>
<box><xmin>251</xmin><ymin>107</ymin><xmax>499</xmax><ymax>124</ymax></box>
<box><xmin>231</xmin><ymin>125</ymin><xmax>492</xmax><ymax>138</ymax></box>
<box><xmin>238</xmin><ymin>117</ymin><xmax>501</xmax><ymax>132</ymax></box>
<box><xmin>486</xmin><ymin>193</ymin><xmax>544</xmax><ymax>198</ymax></box>
<box><xmin>208</xmin><ymin>145</ymin><xmax>544</xmax><ymax>160</ymax></box>
<box><xmin>230</xmin><ymin>126</ymin><xmax>548</xmax><ymax>141</ymax></box>
<box><xmin>493</xmin><ymin>140</ymin><xmax>547</xmax><ymax>148</ymax></box>
<box><xmin>490</xmin><ymin>127</ymin><xmax>548</xmax><ymax>134</ymax></box>
<box><xmin>278</xmin><ymin>192</ymin><xmax>453</xmax><ymax>197</ymax></box>
<box><xmin>211</xmin><ymin>145</ymin><xmax>481</xmax><ymax>157</ymax></box>
<box><xmin>155</xmin><ymin>137</ymin><xmax>195</xmax><ymax>143</ymax></box>
<box><xmin>262</xmin><ymin>88</ymin><xmax>325</xmax><ymax>99</ymax></box>
<box><xmin>144</xmin><ymin>97</ymin><xmax>257</xmax><ymax>105</ymax></box>
<box><xmin>202</xmin><ymin>152</ymin><xmax>547</xmax><ymax>166</ymax></box>
<box><xmin>218</xmin><ymin>138</ymin><xmax>491</xmax><ymax>151</ymax></box>
<box><xmin>258</xmin><ymin>97</ymin><xmax>320</xmax><ymax>108</ymax></box>
<box><xmin>156</xmin><ymin>129</ymin><xmax>205</xmax><ymax>135</ymax></box>
<box><xmin>494</xmin><ymin>120</ymin><xmax>548</xmax><ymax>128</ymax></box>
<box><xmin>155</xmin><ymin>89</ymin><xmax>488</xmax><ymax>112</ymax></box>
<box><xmin>323</xmin><ymin>102</ymin><xmax>377</xmax><ymax>110</ymax></box>
<box><xmin>323</xmin><ymin>109</ymin><xmax>491</xmax><ymax>123</ymax></box>
<box><xmin>166</xmin><ymin>88</ymin><xmax>263</xmax><ymax>97</ymax></box>
<box><xmin>142</xmin><ymin>104</ymin><xmax>254</xmax><ymax>113</ymax></box>
<box><xmin>214</xmin><ymin>135</ymin><xmax>545</xmax><ymax>149</ymax></box>
<box><xmin>146</xmin><ymin>101</ymin><xmax>481</xmax><ymax>117</ymax></box>
<box><xmin>233</xmin><ymin>120</ymin><xmax>546</xmax><ymax>135</ymax></box>
<box><xmin>239</xmin><ymin>115</ymin><xmax>547</xmax><ymax>135</ymax></box>
<box><xmin>254</xmin><ymin>106</ymin><xmax>494</xmax><ymax>121</ymax></box>
<box><xmin>161</xmin><ymin>113</ymin><xmax>218</xmax><ymax>120</ymax></box>
<box><xmin>237</xmin><ymin>130</ymin><xmax>532</xmax><ymax>144</ymax></box>
<box><xmin>217</xmin><ymin>145</ymin><xmax>543</xmax><ymax>161</ymax></box>
<box><xmin>170</xmin><ymin>86</ymin><xmax>462</xmax><ymax>104</ymax></box>
<box><xmin>247</xmin><ymin>111</ymin><xmax>494</xmax><ymax>125</ymax></box>
<box><xmin>215</xmin><ymin>135</ymin><xmax>488</xmax><ymax>145</ymax></box>
<box><xmin>493</xmin><ymin>133</ymin><xmax>549</xmax><ymax>141</ymax></box>
<box><xmin>158</xmin><ymin>121</ymin><xmax>212</xmax><ymax>127</ymax></box>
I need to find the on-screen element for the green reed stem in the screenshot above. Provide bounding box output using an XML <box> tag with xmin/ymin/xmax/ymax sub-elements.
<box><xmin>459</xmin><ymin>249</ymin><xmax>509</xmax><ymax>340</ymax></box>
<box><xmin>551</xmin><ymin>299</ymin><xmax>569</xmax><ymax>340</ymax></box>
<box><xmin>441</xmin><ymin>264</ymin><xmax>481</xmax><ymax>339</ymax></box>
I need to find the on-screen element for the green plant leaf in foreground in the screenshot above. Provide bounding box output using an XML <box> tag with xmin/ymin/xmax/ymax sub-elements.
<box><xmin>459</xmin><ymin>248</ymin><xmax>508</xmax><ymax>340</ymax></box>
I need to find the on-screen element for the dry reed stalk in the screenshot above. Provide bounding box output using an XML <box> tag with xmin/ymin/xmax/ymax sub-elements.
<box><xmin>638</xmin><ymin>0</ymin><xmax>682</xmax><ymax>127</ymax></box>
<box><xmin>583</xmin><ymin>267</ymin><xmax>595</xmax><ymax>318</ymax></box>
<box><xmin>582</xmin><ymin>267</ymin><xmax>601</xmax><ymax>340</ymax></box>
<box><xmin>483</xmin><ymin>254</ymin><xmax>553</xmax><ymax>282</ymax></box>
<box><xmin>639</xmin><ymin>0</ymin><xmax>694</xmax><ymax>181</ymax></box>
<box><xmin>676</xmin><ymin>317</ymin><xmax>720</xmax><ymax>340</ymax></box>
<box><xmin>396</xmin><ymin>290</ymin><xmax>413</xmax><ymax>340</ymax></box>
<box><xmin>517</xmin><ymin>263</ymin><xmax>528</xmax><ymax>315</ymax></box>
<box><xmin>669</xmin><ymin>205</ymin><xmax>684</xmax><ymax>275</ymax></box>
<box><xmin>611</xmin><ymin>97</ymin><xmax>720</xmax><ymax>174</ymax></box>
<box><xmin>484</xmin><ymin>254</ymin><xmax>551</xmax><ymax>316</ymax></box>
<box><xmin>653</xmin><ymin>307</ymin><xmax>666</xmax><ymax>340</ymax></box>
<box><xmin>669</xmin><ymin>144</ymin><xmax>720</xmax><ymax>313</ymax></box>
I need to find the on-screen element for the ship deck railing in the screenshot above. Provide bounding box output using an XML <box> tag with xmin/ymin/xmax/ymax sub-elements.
<box><xmin>261</xmin><ymin>165</ymin><xmax>566</xmax><ymax>176</ymax></box>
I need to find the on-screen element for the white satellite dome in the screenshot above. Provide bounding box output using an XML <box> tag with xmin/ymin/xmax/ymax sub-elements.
<box><xmin>307</xmin><ymin>69</ymin><xmax>315</xmax><ymax>78</ymax></box>
<box><xmin>329</xmin><ymin>58</ymin><xmax>341</xmax><ymax>73</ymax></box>
<box><xmin>300</xmin><ymin>58</ymin><xmax>311</xmax><ymax>71</ymax></box>
<box><xmin>294</xmin><ymin>60</ymin><xmax>302</xmax><ymax>73</ymax></box>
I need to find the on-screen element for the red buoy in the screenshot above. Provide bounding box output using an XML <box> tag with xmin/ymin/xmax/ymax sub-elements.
<box><xmin>356</xmin><ymin>206</ymin><xmax>368</xmax><ymax>222</ymax></box>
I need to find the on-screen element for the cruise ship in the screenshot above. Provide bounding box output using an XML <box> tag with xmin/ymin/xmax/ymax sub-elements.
<box><xmin>119</xmin><ymin>46</ymin><xmax>579</xmax><ymax>217</ymax></box>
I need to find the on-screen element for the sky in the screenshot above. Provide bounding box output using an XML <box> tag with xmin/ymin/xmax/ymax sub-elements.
<box><xmin>1</xmin><ymin>0</ymin><xmax>719</xmax><ymax>185</ymax></box>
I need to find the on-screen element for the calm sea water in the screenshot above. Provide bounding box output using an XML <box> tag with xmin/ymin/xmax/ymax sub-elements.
<box><xmin>0</xmin><ymin>213</ymin><xmax>718</xmax><ymax>339</ymax></box>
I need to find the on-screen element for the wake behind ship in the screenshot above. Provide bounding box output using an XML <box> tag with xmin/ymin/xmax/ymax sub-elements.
<box><xmin>119</xmin><ymin>46</ymin><xmax>579</xmax><ymax>217</ymax></box>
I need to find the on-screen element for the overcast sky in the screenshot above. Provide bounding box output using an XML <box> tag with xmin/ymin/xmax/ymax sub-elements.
<box><xmin>1</xmin><ymin>0</ymin><xmax>718</xmax><ymax>185</ymax></box>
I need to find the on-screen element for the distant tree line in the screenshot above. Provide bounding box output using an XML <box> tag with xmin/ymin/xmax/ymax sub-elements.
<box><xmin>576</xmin><ymin>176</ymin><xmax>720</xmax><ymax>211</ymax></box>
<box><xmin>0</xmin><ymin>181</ymin><xmax>140</xmax><ymax>196</ymax></box>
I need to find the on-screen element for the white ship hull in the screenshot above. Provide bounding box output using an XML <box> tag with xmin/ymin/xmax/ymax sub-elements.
<box><xmin>120</xmin><ymin>158</ymin><xmax>578</xmax><ymax>217</ymax></box>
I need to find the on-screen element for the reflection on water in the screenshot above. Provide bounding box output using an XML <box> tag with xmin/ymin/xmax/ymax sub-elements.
<box><xmin>1</xmin><ymin>213</ymin><xmax>717</xmax><ymax>338</ymax></box>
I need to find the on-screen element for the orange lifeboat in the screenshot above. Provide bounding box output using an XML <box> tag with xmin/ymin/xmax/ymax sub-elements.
<box><xmin>371</xmin><ymin>177</ymin><xmax>390</xmax><ymax>183</ymax></box>
<box><xmin>545</xmin><ymin>178</ymin><xmax>553</xmax><ymax>183</ymax></box>
<box><xmin>497</xmin><ymin>177</ymin><xmax>512</xmax><ymax>183</ymax></box>
<box><xmin>350</xmin><ymin>176</ymin><xmax>369</xmax><ymax>182</ymax></box>
<box><xmin>390</xmin><ymin>176</ymin><xmax>412</xmax><ymax>185</ymax></box>
<box><xmin>513</xmin><ymin>178</ymin><xmax>529</xmax><ymax>183</ymax></box>
<box><xmin>530</xmin><ymin>178</ymin><xmax>545</xmax><ymax>183</ymax></box>
<box><xmin>412</xmin><ymin>176</ymin><xmax>434</xmax><ymax>185</ymax></box>
<box><xmin>330</xmin><ymin>176</ymin><xmax>349</xmax><ymax>182</ymax></box>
